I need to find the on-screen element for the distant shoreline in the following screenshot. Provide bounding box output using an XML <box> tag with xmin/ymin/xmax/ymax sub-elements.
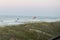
<box><xmin>0</xmin><ymin>21</ymin><xmax>60</xmax><ymax>27</ymax></box>
<box><xmin>0</xmin><ymin>16</ymin><xmax>60</xmax><ymax>26</ymax></box>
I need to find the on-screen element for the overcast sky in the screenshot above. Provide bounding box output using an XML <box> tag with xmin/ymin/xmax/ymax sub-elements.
<box><xmin>0</xmin><ymin>0</ymin><xmax>60</xmax><ymax>17</ymax></box>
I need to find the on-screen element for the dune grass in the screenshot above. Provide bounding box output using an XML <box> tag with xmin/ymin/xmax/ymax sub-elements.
<box><xmin>0</xmin><ymin>22</ymin><xmax>60</xmax><ymax>40</ymax></box>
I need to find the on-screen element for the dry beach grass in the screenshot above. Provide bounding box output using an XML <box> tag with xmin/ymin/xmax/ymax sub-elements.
<box><xmin>0</xmin><ymin>22</ymin><xmax>60</xmax><ymax>40</ymax></box>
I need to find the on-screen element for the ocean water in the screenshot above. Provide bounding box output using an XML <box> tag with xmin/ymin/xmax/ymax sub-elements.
<box><xmin>0</xmin><ymin>16</ymin><xmax>60</xmax><ymax>26</ymax></box>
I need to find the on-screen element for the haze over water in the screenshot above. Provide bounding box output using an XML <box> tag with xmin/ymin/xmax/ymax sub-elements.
<box><xmin>0</xmin><ymin>0</ymin><xmax>60</xmax><ymax>17</ymax></box>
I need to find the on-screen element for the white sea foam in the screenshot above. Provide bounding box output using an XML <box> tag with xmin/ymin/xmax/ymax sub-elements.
<box><xmin>0</xmin><ymin>16</ymin><xmax>60</xmax><ymax>26</ymax></box>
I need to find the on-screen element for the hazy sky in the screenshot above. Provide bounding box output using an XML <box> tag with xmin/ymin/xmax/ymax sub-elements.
<box><xmin>0</xmin><ymin>0</ymin><xmax>60</xmax><ymax>16</ymax></box>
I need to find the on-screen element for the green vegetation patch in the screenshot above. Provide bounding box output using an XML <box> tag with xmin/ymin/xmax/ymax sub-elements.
<box><xmin>0</xmin><ymin>22</ymin><xmax>60</xmax><ymax>40</ymax></box>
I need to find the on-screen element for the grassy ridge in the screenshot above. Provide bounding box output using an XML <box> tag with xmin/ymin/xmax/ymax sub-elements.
<box><xmin>0</xmin><ymin>22</ymin><xmax>60</xmax><ymax>40</ymax></box>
